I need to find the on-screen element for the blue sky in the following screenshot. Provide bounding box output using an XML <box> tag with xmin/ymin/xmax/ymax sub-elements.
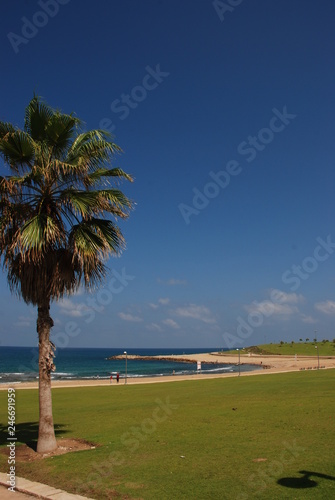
<box><xmin>1</xmin><ymin>0</ymin><xmax>335</xmax><ymax>348</ymax></box>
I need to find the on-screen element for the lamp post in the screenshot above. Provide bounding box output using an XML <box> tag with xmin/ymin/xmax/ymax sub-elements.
<box><xmin>236</xmin><ymin>348</ymin><xmax>240</xmax><ymax>377</ymax></box>
<box><xmin>124</xmin><ymin>351</ymin><xmax>127</xmax><ymax>384</ymax></box>
<box><xmin>315</xmin><ymin>345</ymin><xmax>319</xmax><ymax>370</ymax></box>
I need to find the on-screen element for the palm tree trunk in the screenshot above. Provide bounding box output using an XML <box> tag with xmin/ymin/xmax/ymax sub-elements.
<box><xmin>36</xmin><ymin>300</ymin><xmax>57</xmax><ymax>454</ymax></box>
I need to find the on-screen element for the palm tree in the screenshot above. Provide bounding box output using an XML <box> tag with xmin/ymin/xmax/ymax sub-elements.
<box><xmin>0</xmin><ymin>96</ymin><xmax>133</xmax><ymax>453</ymax></box>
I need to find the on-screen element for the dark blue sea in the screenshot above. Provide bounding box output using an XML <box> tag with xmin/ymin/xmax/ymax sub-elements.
<box><xmin>0</xmin><ymin>346</ymin><xmax>260</xmax><ymax>383</ymax></box>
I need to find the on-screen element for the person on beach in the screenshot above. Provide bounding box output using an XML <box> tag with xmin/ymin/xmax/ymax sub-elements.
<box><xmin>116</xmin><ymin>372</ymin><xmax>119</xmax><ymax>383</ymax></box>
<box><xmin>110</xmin><ymin>375</ymin><xmax>113</xmax><ymax>384</ymax></box>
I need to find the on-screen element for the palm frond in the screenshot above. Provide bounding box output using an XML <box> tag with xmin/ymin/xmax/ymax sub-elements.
<box><xmin>24</xmin><ymin>95</ymin><xmax>53</xmax><ymax>141</ymax></box>
<box><xmin>48</xmin><ymin>159</ymin><xmax>90</xmax><ymax>187</ymax></box>
<box><xmin>0</xmin><ymin>175</ymin><xmax>17</xmax><ymax>195</ymax></box>
<box><xmin>98</xmin><ymin>188</ymin><xmax>133</xmax><ymax>215</ymax></box>
<box><xmin>0</xmin><ymin>130</ymin><xmax>35</xmax><ymax>170</ymax></box>
<box><xmin>70</xmin><ymin>218</ymin><xmax>124</xmax><ymax>257</ymax></box>
<box><xmin>60</xmin><ymin>189</ymin><xmax>102</xmax><ymax>217</ymax></box>
<box><xmin>0</xmin><ymin>121</ymin><xmax>16</xmax><ymax>140</ymax></box>
<box><xmin>5</xmin><ymin>169</ymin><xmax>43</xmax><ymax>190</ymax></box>
<box><xmin>19</xmin><ymin>214</ymin><xmax>63</xmax><ymax>255</ymax></box>
<box><xmin>67</xmin><ymin>133</ymin><xmax>122</xmax><ymax>173</ymax></box>
<box><xmin>68</xmin><ymin>141</ymin><xmax>110</xmax><ymax>171</ymax></box>
<box><xmin>85</xmin><ymin>167</ymin><xmax>133</xmax><ymax>186</ymax></box>
<box><xmin>88</xmin><ymin>218</ymin><xmax>125</xmax><ymax>252</ymax></box>
<box><xmin>45</xmin><ymin>112</ymin><xmax>80</xmax><ymax>154</ymax></box>
<box><xmin>69</xmin><ymin>130</ymin><xmax>121</xmax><ymax>155</ymax></box>
<box><xmin>60</xmin><ymin>187</ymin><xmax>132</xmax><ymax>219</ymax></box>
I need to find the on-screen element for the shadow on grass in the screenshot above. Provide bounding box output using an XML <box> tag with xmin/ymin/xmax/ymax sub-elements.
<box><xmin>278</xmin><ymin>470</ymin><xmax>335</xmax><ymax>489</ymax></box>
<box><xmin>0</xmin><ymin>422</ymin><xmax>69</xmax><ymax>451</ymax></box>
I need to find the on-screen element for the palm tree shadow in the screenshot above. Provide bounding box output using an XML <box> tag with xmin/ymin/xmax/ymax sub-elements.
<box><xmin>278</xmin><ymin>470</ymin><xmax>335</xmax><ymax>489</ymax></box>
<box><xmin>0</xmin><ymin>422</ymin><xmax>68</xmax><ymax>451</ymax></box>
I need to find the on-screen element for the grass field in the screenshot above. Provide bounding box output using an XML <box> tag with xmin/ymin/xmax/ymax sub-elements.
<box><xmin>224</xmin><ymin>341</ymin><xmax>335</xmax><ymax>356</ymax></box>
<box><xmin>1</xmin><ymin>370</ymin><xmax>335</xmax><ymax>499</ymax></box>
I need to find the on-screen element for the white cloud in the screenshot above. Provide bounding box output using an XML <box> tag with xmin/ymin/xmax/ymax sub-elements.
<box><xmin>14</xmin><ymin>316</ymin><xmax>32</xmax><ymax>327</ymax></box>
<box><xmin>315</xmin><ymin>300</ymin><xmax>335</xmax><ymax>315</ymax></box>
<box><xmin>158</xmin><ymin>278</ymin><xmax>187</xmax><ymax>286</ymax></box>
<box><xmin>245</xmin><ymin>301</ymin><xmax>298</xmax><ymax>317</ymax></box>
<box><xmin>148</xmin><ymin>303</ymin><xmax>159</xmax><ymax>309</ymax></box>
<box><xmin>166</xmin><ymin>279</ymin><xmax>187</xmax><ymax>286</ymax></box>
<box><xmin>270</xmin><ymin>289</ymin><xmax>304</xmax><ymax>304</ymax></box>
<box><xmin>175</xmin><ymin>304</ymin><xmax>216</xmax><ymax>324</ymax></box>
<box><xmin>146</xmin><ymin>323</ymin><xmax>162</xmax><ymax>332</ymax></box>
<box><xmin>162</xmin><ymin>318</ymin><xmax>180</xmax><ymax>329</ymax></box>
<box><xmin>148</xmin><ymin>298</ymin><xmax>170</xmax><ymax>308</ymax></box>
<box><xmin>57</xmin><ymin>298</ymin><xmax>89</xmax><ymax>318</ymax></box>
<box><xmin>158</xmin><ymin>298</ymin><xmax>170</xmax><ymax>305</ymax></box>
<box><xmin>300</xmin><ymin>314</ymin><xmax>317</xmax><ymax>324</ymax></box>
<box><xmin>244</xmin><ymin>289</ymin><xmax>305</xmax><ymax>319</ymax></box>
<box><xmin>119</xmin><ymin>312</ymin><xmax>143</xmax><ymax>322</ymax></box>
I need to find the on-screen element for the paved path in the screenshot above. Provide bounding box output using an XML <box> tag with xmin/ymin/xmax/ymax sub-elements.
<box><xmin>0</xmin><ymin>473</ymin><xmax>93</xmax><ymax>499</ymax></box>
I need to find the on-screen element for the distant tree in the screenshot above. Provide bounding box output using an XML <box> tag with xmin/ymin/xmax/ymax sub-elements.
<box><xmin>313</xmin><ymin>338</ymin><xmax>317</xmax><ymax>342</ymax></box>
<box><xmin>299</xmin><ymin>338</ymin><xmax>303</xmax><ymax>342</ymax></box>
<box><xmin>306</xmin><ymin>338</ymin><xmax>310</xmax><ymax>342</ymax></box>
<box><xmin>0</xmin><ymin>96</ymin><xmax>133</xmax><ymax>453</ymax></box>
<box><xmin>280</xmin><ymin>341</ymin><xmax>284</xmax><ymax>345</ymax></box>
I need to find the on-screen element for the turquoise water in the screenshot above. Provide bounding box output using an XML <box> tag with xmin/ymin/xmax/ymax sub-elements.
<box><xmin>0</xmin><ymin>346</ymin><xmax>260</xmax><ymax>383</ymax></box>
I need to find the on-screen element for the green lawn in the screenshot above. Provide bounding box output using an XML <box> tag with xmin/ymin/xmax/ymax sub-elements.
<box><xmin>224</xmin><ymin>341</ymin><xmax>335</xmax><ymax>356</ymax></box>
<box><xmin>1</xmin><ymin>371</ymin><xmax>335</xmax><ymax>499</ymax></box>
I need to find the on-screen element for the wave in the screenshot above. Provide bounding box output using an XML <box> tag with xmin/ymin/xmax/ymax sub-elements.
<box><xmin>0</xmin><ymin>381</ymin><xmax>22</xmax><ymax>385</ymax></box>
<box><xmin>1</xmin><ymin>372</ymin><xmax>27</xmax><ymax>376</ymax></box>
<box><xmin>205</xmin><ymin>366</ymin><xmax>233</xmax><ymax>373</ymax></box>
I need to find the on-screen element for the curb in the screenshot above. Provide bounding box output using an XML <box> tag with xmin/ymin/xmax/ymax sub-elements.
<box><xmin>0</xmin><ymin>472</ymin><xmax>94</xmax><ymax>499</ymax></box>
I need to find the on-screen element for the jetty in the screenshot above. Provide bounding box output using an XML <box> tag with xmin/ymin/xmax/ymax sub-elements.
<box><xmin>108</xmin><ymin>354</ymin><xmax>220</xmax><ymax>364</ymax></box>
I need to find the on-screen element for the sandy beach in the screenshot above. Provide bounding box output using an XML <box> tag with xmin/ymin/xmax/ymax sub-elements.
<box><xmin>1</xmin><ymin>352</ymin><xmax>334</xmax><ymax>390</ymax></box>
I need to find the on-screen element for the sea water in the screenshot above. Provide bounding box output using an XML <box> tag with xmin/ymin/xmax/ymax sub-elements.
<box><xmin>0</xmin><ymin>346</ymin><xmax>260</xmax><ymax>383</ymax></box>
